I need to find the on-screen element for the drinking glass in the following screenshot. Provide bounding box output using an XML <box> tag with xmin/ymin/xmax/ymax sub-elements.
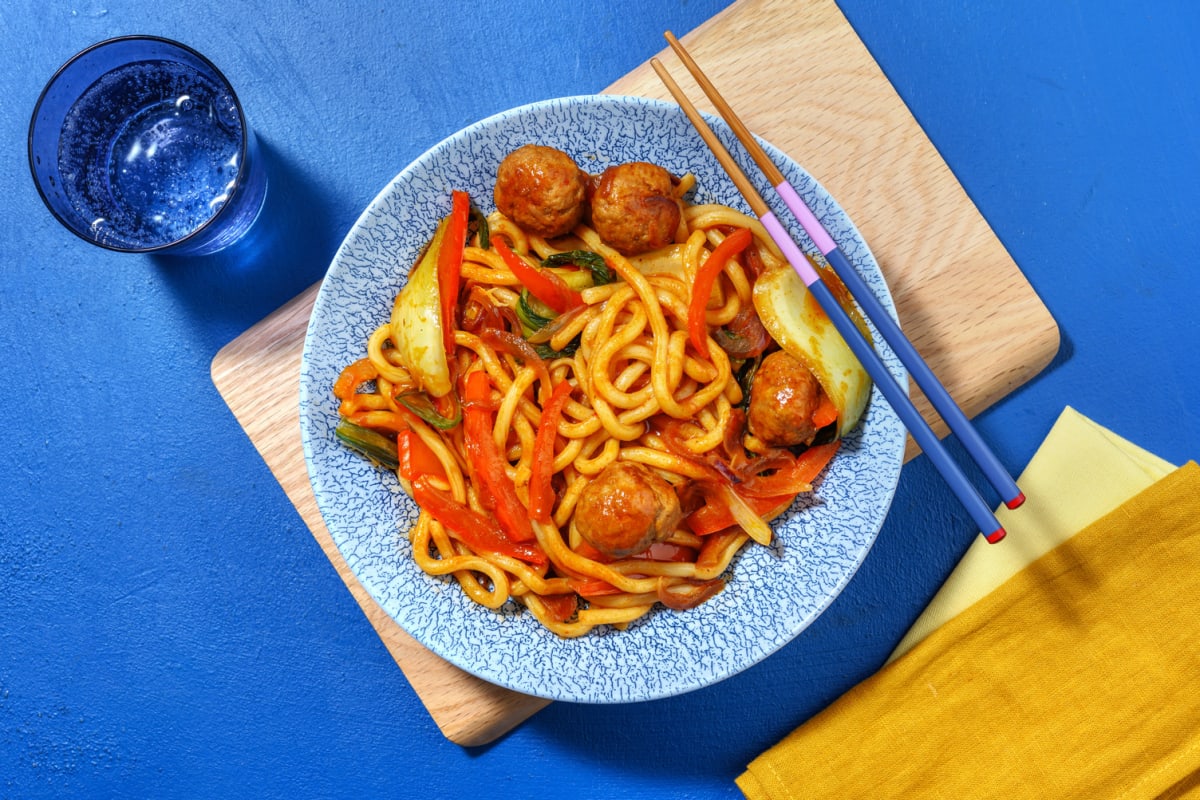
<box><xmin>28</xmin><ymin>36</ymin><xmax>268</xmax><ymax>256</ymax></box>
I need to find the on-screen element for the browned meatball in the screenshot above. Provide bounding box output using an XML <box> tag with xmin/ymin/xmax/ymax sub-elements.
<box><xmin>574</xmin><ymin>461</ymin><xmax>683</xmax><ymax>558</ymax></box>
<box><xmin>747</xmin><ymin>350</ymin><xmax>825</xmax><ymax>448</ymax></box>
<box><xmin>493</xmin><ymin>144</ymin><xmax>588</xmax><ymax>238</ymax></box>
<box><xmin>589</xmin><ymin>162</ymin><xmax>681</xmax><ymax>255</ymax></box>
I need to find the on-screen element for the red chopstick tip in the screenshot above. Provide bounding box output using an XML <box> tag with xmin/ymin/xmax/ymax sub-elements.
<box><xmin>984</xmin><ymin>528</ymin><xmax>1007</xmax><ymax>544</ymax></box>
<box><xmin>1005</xmin><ymin>492</ymin><xmax>1027</xmax><ymax>510</ymax></box>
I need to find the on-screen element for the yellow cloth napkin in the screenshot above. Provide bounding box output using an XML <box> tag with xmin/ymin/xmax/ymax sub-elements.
<box><xmin>737</xmin><ymin>407</ymin><xmax>1200</xmax><ymax>799</ymax></box>
<box><xmin>891</xmin><ymin>406</ymin><xmax>1176</xmax><ymax>661</ymax></box>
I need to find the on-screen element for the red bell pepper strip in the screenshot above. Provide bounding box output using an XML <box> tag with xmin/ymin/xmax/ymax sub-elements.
<box><xmin>528</xmin><ymin>380</ymin><xmax>574</xmax><ymax>523</ymax></box>
<box><xmin>688</xmin><ymin>227</ymin><xmax>753</xmax><ymax>358</ymax></box>
<box><xmin>537</xmin><ymin>593</ymin><xmax>578</xmax><ymax>623</ymax></box>
<box><xmin>739</xmin><ymin>440</ymin><xmax>841</xmax><ymax>498</ymax></box>
<box><xmin>811</xmin><ymin>392</ymin><xmax>839</xmax><ymax>430</ymax></box>
<box><xmin>568</xmin><ymin>576</ymin><xmax>623</xmax><ymax>598</ymax></box>
<box><xmin>684</xmin><ymin>441</ymin><xmax>841</xmax><ymax>535</ymax></box>
<box><xmin>571</xmin><ymin>539</ymin><xmax>615</xmax><ymax>564</ymax></box>
<box><xmin>493</xmin><ymin>236</ymin><xmax>584</xmax><ymax>314</ymax></box>
<box><xmin>685</xmin><ymin>490</ymin><xmax>795</xmax><ymax>536</ymax></box>
<box><xmin>412</xmin><ymin>475</ymin><xmax>547</xmax><ymax>567</ymax></box>
<box><xmin>332</xmin><ymin>358</ymin><xmax>379</xmax><ymax>401</ymax></box>
<box><xmin>397</xmin><ymin>429</ymin><xmax>447</xmax><ymax>484</ymax></box>
<box><xmin>462</xmin><ymin>370</ymin><xmax>536</xmax><ymax>542</ymax></box>
<box><xmin>438</xmin><ymin>190</ymin><xmax>471</xmax><ymax>359</ymax></box>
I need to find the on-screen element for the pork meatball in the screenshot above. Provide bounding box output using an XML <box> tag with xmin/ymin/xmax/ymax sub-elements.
<box><xmin>493</xmin><ymin>144</ymin><xmax>588</xmax><ymax>238</ymax></box>
<box><xmin>747</xmin><ymin>350</ymin><xmax>827</xmax><ymax>448</ymax></box>
<box><xmin>589</xmin><ymin>162</ymin><xmax>681</xmax><ymax>255</ymax></box>
<box><xmin>574</xmin><ymin>461</ymin><xmax>683</xmax><ymax>558</ymax></box>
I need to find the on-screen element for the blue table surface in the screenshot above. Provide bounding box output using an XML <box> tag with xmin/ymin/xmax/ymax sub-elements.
<box><xmin>3</xmin><ymin>1</ymin><xmax>1198</xmax><ymax>796</ymax></box>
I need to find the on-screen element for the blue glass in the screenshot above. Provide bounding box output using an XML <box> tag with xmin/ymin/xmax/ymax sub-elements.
<box><xmin>29</xmin><ymin>36</ymin><xmax>267</xmax><ymax>256</ymax></box>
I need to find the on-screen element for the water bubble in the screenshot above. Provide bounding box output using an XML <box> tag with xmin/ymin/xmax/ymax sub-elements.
<box><xmin>215</xmin><ymin>93</ymin><xmax>240</xmax><ymax>130</ymax></box>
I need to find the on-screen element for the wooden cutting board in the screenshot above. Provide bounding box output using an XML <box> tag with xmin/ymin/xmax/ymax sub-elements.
<box><xmin>210</xmin><ymin>0</ymin><xmax>1060</xmax><ymax>747</ymax></box>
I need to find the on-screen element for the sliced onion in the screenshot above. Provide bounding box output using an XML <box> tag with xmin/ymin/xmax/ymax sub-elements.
<box><xmin>713</xmin><ymin>306</ymin><xmax>771</xmax><ymax>359</ymax></box>
<box><xmin>479</xmin><ymin>327</ymin><xmax>552</xmax><ymax>389</ymax></box>
<box><xmin>656</xmin><ymin>577</ymin><xmax>725</xmax><ymax>610</ymax></box>
<box><xmin>524</xmin><ymin>303</ymin><xmax>588</xmax><ymax>345</ymax></box>
<box><xmin>716</xmin><ymin>483</ymin><xmax>774</xmax><ymax>546</ymax></box>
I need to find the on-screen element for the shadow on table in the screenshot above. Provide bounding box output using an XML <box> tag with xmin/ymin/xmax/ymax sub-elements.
<box><xmin>152</xmin><ymin>138</ymin><xmax>337</xmax><ymax>348</ymax></box>
<box><xmin>517</xmin><ymin>612</ymin><xmax>890</xmax><ymax>781</ymax></box>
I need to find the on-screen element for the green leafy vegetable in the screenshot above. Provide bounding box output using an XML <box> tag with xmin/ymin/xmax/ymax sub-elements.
<box><xmin>469</xmin><ymin>205</ymin><xmax>490</xmax><ymax>250</ymax></box>
<box><xmin>516</xmin><ymin>290</ymin><xmax>557</xmax><ymax>334</ymax></box>
<box><xmin>397</xmin><ymin>391</ymin><xmax>462</xmax><ymax>430</ymax></box>
<box><xmin>542</xmin><ymin>250</ymin><xmax>613</xmax><ymax>285</ymax></box>
<box><xmin>335</xmin><ymin>419</ymin><xmax>399</xmax><ymax>469</ymax></box>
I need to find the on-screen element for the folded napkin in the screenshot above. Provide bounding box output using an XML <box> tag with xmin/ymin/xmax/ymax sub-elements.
<box><xmin>738</xmin><ymin>407</ymin><xmax>1200</xmax><ymax>800</ymax></box>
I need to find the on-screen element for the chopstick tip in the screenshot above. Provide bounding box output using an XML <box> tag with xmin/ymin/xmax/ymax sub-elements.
<box><xmin>984</xmin><ymin>527</ymin><xmax>1007</xmax><ymax>544</ymax></box>
<box><xmin>1005</xmin><ymin>491</ymin><xmax>1026</xmax><ymax>510</ymax></box>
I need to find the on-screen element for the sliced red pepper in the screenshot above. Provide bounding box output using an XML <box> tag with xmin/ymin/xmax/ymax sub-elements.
<box><xmin>462</xmin><ymin>370</ymin><xmax>536</xmax><ymax>542</ymax></box>
<box><xmin>568</xmin><ymin>577</ymin><xmax>623</xmax><ymax>598</ymax></box>
<box><xmin>688</xmin><ymin>227</ymin><xmax>753</xmax><ymax>358</ymax></box>
<box><xmin>333</xmin><ymin>358</ymin><xmax>379</xmax><ymax>401</ymax></box>
<box><xmin>811</xmin><ymin>392</ymin><xmax>839</xmax><ymax>430</ymax></box>
<box><xmin>571</xmin><ymin>539</ymin><xmax>615</xmax><ymax>564</ymax></box>
<box><xmin>438</xmin><ymin>190</ymin><xmax>471</xmax><ymax>358</ymax></box>
<box><xmin>528</xmin><ymin>380</ymin><xmax>574</xmax><ymax>523</ymax></box>
<box><xmin>685</xmin><ymin>489</ymin><xmax>795</xmax><ymax>536</ymax></box>
<box><xmin>345</xmin><ymin>409</ymin><xmax>412</xmax><ymax>436</ymax></box>
<box><xmin>537</xmin><ymin>593</ymin><xmax>578</xmax><ymax>623</ymax></box>
<box><xmin>493</xmin><ymin>236</ymin><xmax>584</xmax><ymax>314</ymax></box>
<box><xmin>397</xmin><ymin>429</ymin><xmax>447</xmax><ymax>484</ymax></box>
<box><xmin>739</xmin><ymin>440</ymin><xmax>841</xmax><ymax>498</ymax></box>
<box><xmin>412</xmin><ymin>475</ymin><xmax>547</xmax><ymax>567</ymax></box>
<box><xmin>684</xmin><ymin>441</ymin><xmax>842</xmax><ymax>535</ymax></box>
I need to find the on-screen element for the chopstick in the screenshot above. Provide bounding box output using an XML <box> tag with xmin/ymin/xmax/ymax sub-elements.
<box><xmin>650</xmin><ymin>55</ymin><xmax>1008</xmax><ymax>544</ymax></box>
<box><xmin>662</xmin><ymin>31</ymin><xmax>1025</xmax><ymax>514</ymax></box>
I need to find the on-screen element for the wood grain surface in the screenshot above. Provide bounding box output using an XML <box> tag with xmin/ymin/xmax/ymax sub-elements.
<box><xmin>210</xmin><ymin>0</ymin><xmax>1059</xmax><ymax>747</ymax></box>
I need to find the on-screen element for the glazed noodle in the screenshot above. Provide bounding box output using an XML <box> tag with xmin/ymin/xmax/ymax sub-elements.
<box><xmin>332</xmin><ymin>147</ymin><xmax>871</xmax><ymax>637</ymax></box>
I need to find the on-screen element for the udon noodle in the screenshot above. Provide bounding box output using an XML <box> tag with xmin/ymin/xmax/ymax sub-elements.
<box><xmin>332</xmin><ymin>149</ymin><xmax>869</xmax><ymax>637</ymax></box>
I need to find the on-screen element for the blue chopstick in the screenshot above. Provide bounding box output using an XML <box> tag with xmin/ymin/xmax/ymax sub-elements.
<box><xmin>662</xmin><ymin>30</ymin><xmax>1025</xmax><ymax>513</ymax></box>
<box><xmin>651</xmin><ymin>56</ymin><xmax>1007</xmax><ymax>543</ymax></box>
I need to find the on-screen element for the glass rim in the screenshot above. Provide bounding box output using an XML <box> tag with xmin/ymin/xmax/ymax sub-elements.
<box><xmin>28</xmin><ymin>34</ymin><xmax>254</xmax><ymax>254</ymax></box>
